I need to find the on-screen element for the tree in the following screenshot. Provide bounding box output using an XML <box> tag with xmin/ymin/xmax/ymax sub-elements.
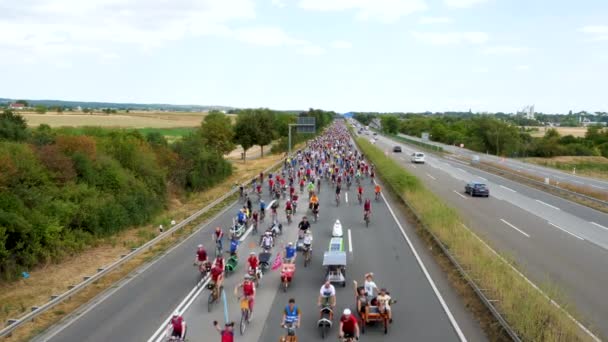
<box><xmin>381</xmin><ymin>115</ymin><xmax>399</xmax><ymax>134</ymax></box>
<box><xmin>0</xmin><ymin>110</ymin><xmax>28</xmax><ymax>141</ymax></box>
<box><xmin>35</xmin><ymin>105</ymin><xmax>47</xmax><ymax>114</ymax></box>
<box><xmin>200</xmin><ymin>110</ymin><xmax>235</xmax><ymax>155</ymax></box>
<box><xmin>233</xmin><ymin>111</ymin><xmax>258</xmax><ymax>161</ymax></box>
<box><xmin>31</xmin><ymin>124</ymin><xmax>56</xmax><ymax>146</ymax></box>
<box><xmin>254</xmin><ymin>109</ymin><xmax>275</xmax><ymax>157</ymax></box>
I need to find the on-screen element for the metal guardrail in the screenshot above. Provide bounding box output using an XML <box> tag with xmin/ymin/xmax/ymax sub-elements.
<box><xmin>469</xmin><ymin>160</ymin><xmax>608</xmax><ymax>209</ymax></box>
<box><xmin>0</xmin><ymin>156</ymin><xmax>288</xmax><ymax>338</ymax></box>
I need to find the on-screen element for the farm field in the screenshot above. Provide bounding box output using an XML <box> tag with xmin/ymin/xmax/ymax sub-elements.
<box><xmin>528</xmin><ymin>126</ymin><xmax>588</xmax><ymax>137</ymax></box>
<box><xmin>21</xmin><ymin>110</ymin><xmax>213</xmax><ymax>128</ymax></box>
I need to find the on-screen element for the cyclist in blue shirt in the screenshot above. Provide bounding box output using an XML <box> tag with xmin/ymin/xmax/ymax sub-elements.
<box><xmin>230</xmin><ymin>235</ymin><xmax>239</xmax><ymax>256</ymax></box>
<box><xmin>284</xmin><ymin>242</ymin><xmax>296</xmax><ymax>264</ymax></box>
<box><xmin>260</xmin><ymin>200</ymin><xmax>266</xmax><ymax>220</ymax></box>
<box><xmin>282</xmin><ymin>298</ymin><xmax>301</xmax><ymax>328</ymax></box>
<box><xmin>237</xmin><ymin>210</ymin><xmax>246</xmax><ymax>225</ymax></box>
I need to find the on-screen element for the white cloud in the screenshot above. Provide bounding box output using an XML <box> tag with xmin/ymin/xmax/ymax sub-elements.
<box><xmin>234</xmin><ymin>26</ymin><xmax>324</xmax><ymax>55</ymax></box>
<box><xmin>331</xmin><ymin>40</ymin><xmax>353</xmax><ymax>49</ymax></box>
<box><xmin>411</xmin><ymin>31</ymin><xmax>488</xmax><ymax>45</ymax></box>
<box><xmin>0</xmin><ymin>0</ymin><xmax>256</xmax><ymax>63</ymax></box>
<box><xmin>444</xmin><ymin>0</ymin><xmax>488</xmax><ymax>8</ymax></box>
<box><xmin>579</xmin><ymin>25</ymin><xmax>608</xmax><ymax>41</ymax></box>
<box><xmin>514</xmin><ymin>65</ymin><xmax>530</xmax><ymax>71</ymax></box>
<box><xmin>298</xmin><ymin>0</ymin><xmax>428</xmax><ymax>23</ymax></box>
<box><xmin>297</xmin><ymin>45</ymin><xmax>326</xmax><ymax>55</ymax></box>
<box><xmin>271</xmin><ymin>0</ymin><xmax>286</xmax><ymax>8</ymax></box>
<box><xmin>472</xmin><ymin>67</ymin><xmax>489</xmax><ymax>73</ymax></box>
<box><xmin>483</xmin><ymin>45</ymin><xmax>528</xmax><ymax>54</ymax></box>
<box><xmin>418</xmin><ymin>16</ymin><xmax>452</xmax><ymax>24</ymax></box>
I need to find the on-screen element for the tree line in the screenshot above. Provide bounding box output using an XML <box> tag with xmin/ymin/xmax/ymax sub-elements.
<box><xmin>0</xmin><ymin>108</ymin><xmax>333</xmax><ymax>280</ymax></box>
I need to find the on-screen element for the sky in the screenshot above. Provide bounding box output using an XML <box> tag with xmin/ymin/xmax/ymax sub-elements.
<box><xmin>1</xmin><ymin>0</ymin><xmax>608</xmax><ymax>113</ymax></box>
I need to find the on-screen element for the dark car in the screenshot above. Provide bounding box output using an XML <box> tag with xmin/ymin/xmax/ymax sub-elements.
<box><xmin>465</xmin><ymin>182</ymin><xmax>489</xmax><ymax>197</ymax></box>
<box><xmin>393</xmin><ymin>146</ymin><xmax>402</xmax><ymax>153</ymax></box>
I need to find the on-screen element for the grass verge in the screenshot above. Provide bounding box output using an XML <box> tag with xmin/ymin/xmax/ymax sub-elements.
<box><xmin>522</xmin><ymin>156</ymin><xmax>608</xmax><ymax>181</ymax></box>
<box><xmin>355</xmin><ymin>137</ymin><xmax>596</xmax><ymax>341</ymax></box>
<box><xmin>0</xmin><ymin>153</ymin><xmax>286</xmax><ymax>341</ymax></box>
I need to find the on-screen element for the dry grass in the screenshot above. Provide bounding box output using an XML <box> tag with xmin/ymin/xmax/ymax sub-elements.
<box><xmin>0</xmin><ymin>153</ymin><xmax>284</xmax><ymax>341</ymax></box>
<box><xmin>528</xmin><ymin>126</ymin><xmax>588</xmax><ymax>137</ymax></box>
<box><xmin>523</xmin><ymin>156</ymin><xmax>608</xmax><ymax>181</ymax></box>
<box><xmin>21</xmin><ymin>111</ymin><xmax>213</xmax><ymax>128</ymax></box>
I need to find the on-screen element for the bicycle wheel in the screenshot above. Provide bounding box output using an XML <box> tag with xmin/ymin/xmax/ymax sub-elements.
<box><xmin>320</xmin><ymin>323</ymin><xmax>327</xmax><ymax>339</ymax></box>
<box><xmin>240</xmin><ymin>310</ymin><xmax>248</xmax><ymax>335</ymax></box>
<box><xmin>207</xmin><ymin>292</ymin><xmax>215</xmax><ymax>313</ymax></box>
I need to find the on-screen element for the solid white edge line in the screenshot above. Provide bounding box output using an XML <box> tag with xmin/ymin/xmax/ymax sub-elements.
<box><xmin>453</xmin><ymin>190</ymin><xmax>467</xmax><ymax>199</ymax></box>
<box><xmin>499</xmin><ymin>219</ymin><xmax>530</xmax><ymax>238</ymax></box>
<box><xmin>477</xmin><ymin>177</ymin><xmax>487</xmax><ymax>181</ymax></box>
<box><xmin>239</xmin><ymin>223</ymin><xmax>255</xmax><ymax>241</ymax></box>
<box><xmin>459</xmin><ymin>223</ymin><xmax>600</xmax><ymax>342</ymax></box>
<box><xmin>348</xmin><ymin>229</ymin><xmax>353</xmax><ymax>253</ymax></box>
<box><xmin>426</xmin><ymin>173</ymin><xmax>437</xmax><ymax>180</ymax></box>
<box><xmin>590</xmin><ymin>184</ymin><xmax>605</xmax><ymax>190</ymax></box>
<box><xmin>499</xmin><ymin>185</ymin><xmax>516</xmax><ymax>193</ymax></box>
<box><xmin>591</xmin><ymin>222</ymin><xmax>608</xmax><ymax>231</ymax></box>
<box><xmin>535</xmin><ymin>199</ymin><xmax>560</xmax><ymax>211</ymax></box>
<box><xmin>411</xmin><ymin>164</ymin><xmax>417</xmax><ymax>168</ymax></box>
<box><xmin>39</xmin><ymin>201</ymin><xmax>238</xmax><ymax>342</ymax></box>
<box><xmin>149</xmin><ymin>277</ymin><xmax>210</xmax><ymax>342</ymax></box>
<box><xmin>548</xmin><ymin>222</ymin><xmax>584</xmax><ymax>241</ymax></box>
<box><xmin>345</xmin><ymin>192</ymin><xmax>349</xmax><ymax>204</ymax></box>
<box><xmin>378</xmin><ymin>182</ymin><xmax>467</xmax><ymax>342</ymax></box>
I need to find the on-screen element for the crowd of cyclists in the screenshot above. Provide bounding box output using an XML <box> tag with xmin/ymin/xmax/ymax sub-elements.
<box><xmin>170</xmin><ymin>122</ymin><xmax>386</xmax><ymax>341</ymax></box>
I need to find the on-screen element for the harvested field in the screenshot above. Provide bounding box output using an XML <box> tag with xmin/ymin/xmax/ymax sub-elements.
<box><xmin>21</xmin><ymin>111</ymin><xmax>213</xmax><ymax>128</ymax></box>
<box><xmin>528</xmin><ymin>126</ymin><xmax>588</xmax><ymax>137</ymax></box>
<box><xmin>523</xmin><ymin>156</ymin><xmax>608</xmax><ymax>180</ymax></box>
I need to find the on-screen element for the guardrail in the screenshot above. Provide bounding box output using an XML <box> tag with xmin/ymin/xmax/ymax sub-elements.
<box><xmin>390</xmin><ymin>134</ymin><xmax>443</xmax><ymax>153</ymax></box>
<box><xmin>0</xmin><ymin>155</ymin><xmax>288</xmax><ymax>338</ymax></box>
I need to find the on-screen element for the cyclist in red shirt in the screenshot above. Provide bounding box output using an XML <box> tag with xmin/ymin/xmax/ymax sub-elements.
<box><xmin>166</xmin><ymin>311</ymin><xmax>187</xmax><ymax>341</ymax></box>
<box><xmin>364</xmin><ymin>198</ymin><xmax>371</xmax><ymax>219</ymax></box>
<box><xmin>194</xmin><ymin>244</ymin><xmax>207</xmax><ymax>265</ymax></box>
<box><xmin>247</xmin><ymin>252</ymin><xmax>259</xmax><ymax>278</ymax></box>
<box><xmin>234</xmin><ymin>275</ymin><xmax>256</xmax><ymax>318</ymax></box>
<box><xmin>357</xmin><ymin>185</ymin><xmax>363</xmax><ymax>202</ymax></box>
<box><xmin>339</xmin><ymin>308</ymin><xmax>360</xmax><ymax>340</ymax></box>
<box><xmin>210</xmin><ymin>264</ymin><xmax>224</xmax><ymax>290</ymax></box>
<box><xmin>213</xmin><ymin>321</ymin><xmax>234</xmax><ymax>342</ymax></box>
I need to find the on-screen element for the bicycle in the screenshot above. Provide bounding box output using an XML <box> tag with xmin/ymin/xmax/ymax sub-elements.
<box><xmin>357</xmin><ymin>192</ymin><xmax>362</xmax><ymax>205</ymax></box>
<box><xmin>214</xmin><ymin>240</ymin><xmax>223</xmax><ymax>257</ymax></box>
<box><xmin>286</xmin><ymin>210</ymin><xmax>293</xmax><ymax>225</ymax></box>
<box><xmin>364</xmin><ymin>211</ymin><xmax>370</xmax><ymax>228</ymax></box>
<box><xmin>303</xmin><ymin>244</ymin><xmax>312</xmax><ymax>267</ymax></box>
<box><xmin>375</xmin><ymin>191</ymin><xmax>380</xmax><ymax>201</ymax></box>
<box><xmin>335</xmin><ymin>193</ymin><xmax>340</xmax><ymax>207</ymax></box>
<box><xmin>239</xmin><ymin>297</ymin><xmax>252</xmax><ymax>335</ymax></box>
<box><xmin>280</xmin><ymin>321</ymin><xmax>298</xmax><ymax>342</ymax></box>
<box><xmin>207</xmin><ymin>283</ymin><xmax>223</xmax><ymax>312</ymax></box>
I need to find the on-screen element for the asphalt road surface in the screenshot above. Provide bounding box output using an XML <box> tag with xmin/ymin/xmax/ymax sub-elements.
<box><xmin>35</xmin><ymin>161</ymin><xmax>485</xmax><ymax>341</ymax></box>
<box><xmin>370</xmin><ymin>132</ymin><xmax>608</xmax><ymax>339</ymax></box>
<box><xmin>394</xmin><ymin>132</ymin><xmax>608</xmax><ymax>193</ymax></box>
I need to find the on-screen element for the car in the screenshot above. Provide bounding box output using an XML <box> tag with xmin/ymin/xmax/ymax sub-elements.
<box><xmin>410</xmin><ymin>152</ymin><xmax>425</xmax><ymax>164</ymax></box>
<box><xmin>369</xmin><ymin>138</ymin><xmax>376</xmax><ymax>144</ymax></box>
<box><xmin>465</xmin><ymin>182</ymin><xmax>490</xmax><ymax>197</ymax></box>
<box><xmin>373</xmin><ymin>132</ymin><xmax>377</xmax><ymax>136</ymax></box>
<box><xmin>393</xmin><ymin>146</ymin><xmax>402</xmax><ymax>153</ymax></box>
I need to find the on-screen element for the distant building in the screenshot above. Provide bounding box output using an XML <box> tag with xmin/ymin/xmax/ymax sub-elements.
<box><xmin>581</xmin><ymin>117</ymin><xmax>606</xmax><ymax>127</ymax></box>
<box><xmin>9</xmin><ymin>103</ymin><xmax>25</xmax><ymax>110</ymax></box>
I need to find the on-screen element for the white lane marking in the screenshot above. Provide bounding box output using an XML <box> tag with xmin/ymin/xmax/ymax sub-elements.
<box><xmin>477</xmin><ymin>177</ymin><xmax>487</xmax><ymax>181</ymax></box>
<box><xmin>548</xmin><ymin>222</ymin><xmax>584</xmax><ymax>241</ymax></box>
<box><xmin>148</xmin><ymin>278</ymin><xmax>210</xmax><ymax>342</ymax></box>
<box><xmin>411</xmin><ymin>164</ymin><xmax>417</xmax><ymax>169</ymax></box>
<box><xmin>572</xmin><ymin>180</ymin><xmax>583</xmax><ymax>184</ymax></box>
<box><xmin>239</xmin><ymin>224</ymin><xmax>255</xmax><ymax>241</ymax></box>
<box><xmin>426</xmin><ymin>173</ymin><xmax>436</xmax><ymax>180</ymax></box>
<box><xmin>500</xmin><ymin>185</ymin><xmax>517</xmax><ymax>193</ymax></box>
<box><xmin>554</xmin><ymin>175</ymin><xmax>565</xmax><ymax>180</ymax></box>
<box><xmin>456</xmin><ymin>167</ymin><xmax>466</xmax><ymax>173</ymax></box>
<box><xmin>377</xmin><ymin>182</ymin><xmax>467</xmax><ymax>341</ymax></box>
<box><xmin>591</xmin><ymin>222</ymin><xmax>608</xmax><ymax>231</ymax></box>
<box><xmin>345</xmin><ymin>192</ymin><xmax>349</xmax><ymax>204</ymax></box>
<box><xmin>40</xmin><ymin>200</ymin><xmax>238</xmax><ymax>342</ymax></box>
<box><xmin>500</xmin><ymin>219</ymin><xmax>530</xmax><ymax>238</ymax></box>
<box><xmin>348</xmin><ymin>229</ymin><xmax>353</xmax><ymax>253</ymax></box>
<box><xmin>453</xmin><ymin>190</ymin><xmax>467</xmax><ymax>199</ymax></box>
<box><xmin>590</xmin><ymin>184</ymin><xmax>605</xmax><ymax>190</ymax></box>
<box><xmin>536</xmin><ymin>200</ymin><xmax>560</xmax><ymax>211</ymax></box>
<box><xmin>459</xmin><ymin>224</ymin><xmax>600</xmax><ymax>342</ymax></box>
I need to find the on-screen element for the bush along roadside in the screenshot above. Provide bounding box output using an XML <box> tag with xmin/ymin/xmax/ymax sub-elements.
<box><xmin>355</xmin><ymin>137</ymin><xmax>597</xmax><ymax>342</ymax></box>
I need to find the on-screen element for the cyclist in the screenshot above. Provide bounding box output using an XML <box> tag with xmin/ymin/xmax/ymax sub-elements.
<box><xmin>309</xmin><ymin>192</ymin><xmax>319</xmax><ymax>210</ymax></box>
<box><xmin>282</xmin><ymin>298</ymin><xmax>301</xmax><ymax>328</ymax></box>
<box><xmin>297</xmin><ymin>216</ymin><xmax>311</xmax><ymax>237</ymax></box>
<box><xmin>234</xmin><ymin>275</ymin><xmax>256</xmax><ymax>319</ymax></box>
<box><xmin>229</xmin><ymin>234</ymin><xmax>239</xmax><ymax>257</ymax></box>
<box><xmin>339</xmin><ymin>309</ymin><xmax>360</xmax><ymax>341</ymax></box>
<box><xmin>377</xmin><ymin>288</ymin><xmax>393</xmax><ymax>323</ymax></box>
<box><xmin>213</xmin><ymin>321</ymin><xmax>234</xmax><ymax>342</ymax></box>
<box><xmin>213</xmin><ymin>254</ymin><xmax>225</xmax><ymax>272</ymax></box>
<box><xmin>285</xmin><ymin>200</ymin><xmax>293</xmax><ymax>221</ymax></box>
<box><xmin>166</xmin><ymin>311</ymin><xmax>187</xmax><ymax>341</ymax></box>
<box><xmin>363</xmin><ymin>198</ymin><xmax>371</xmax><ymax>221</ymax></box>
<box><xmin>209</xmin><ymin>263</ymin><xmax>224</xmax><ymax>298</ymax></box>
<box><xmin>194</xmin><ymin>244</ymin><xmax>208</xmax><ymax>266</ymax></box>
<box><xmin>260</xmin><ymin>231</ymin><xmax>274</xmax><ymax>251</ymax></box>
<box><xmin>247</xmin><ymin>252</ymin><xmax>259</xmax><ymax>278</ymax></box>
<box><xmin>303</xmin><ymin>229</ymin><xmax>313</xmax><ymax>250</ymax></box>
<box><xmin>374</xmin><ymin>184</ymin><xmax>381</xmax><ymax>200</ymax></box>
<box><xmin>317</xmin><ymin>281</ymin><xmax>336</xmax><ymax>320</ymax></box>
<box><xmin>284</xmin><ymin>242</ymin><xmax>296</xmax><ymax>264</ymax></box>
<box><xmin>259</xmin><ymin>200</ymin><xmax>266</xmax><ymax>220</ymax></box>
<box><xmin>357</xmin><ymin>184</ymin><xmax>363</xmax><ymax>203</ymax></box>
<box><xmin>251</xmin><ymin>210</ymin><xmax>259</xmax><ymax>232</ymax></box>
<box><xmin>307</xmin><ymin>180</ymin><xmax>315</xmax><ymax>197</ymax></box>
<box><xmin>335</xmin><ymin>183</ymin><xmax>342</xmax><ymax>203</ymax></box>
<box><xmin>214</xmin><ymin>227</ymin><xmax>224</xmax><ymax>253</ymax></box>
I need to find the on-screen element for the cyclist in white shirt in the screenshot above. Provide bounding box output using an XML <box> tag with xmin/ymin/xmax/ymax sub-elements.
<box><xmin>317</xmin><ymin>281</ymin><xmax>336</xmax><ymax>320</ymax></box>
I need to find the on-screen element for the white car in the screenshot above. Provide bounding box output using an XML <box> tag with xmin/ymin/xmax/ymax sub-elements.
<box><xmin>332</xmin><ymin>219</ymin><xmax>343</xmax><ymax>237</ymax></box>
<box><xmin>411</xmin><ymin>152</ymin><xmax>425</xmax><ymax>164</ymax></box>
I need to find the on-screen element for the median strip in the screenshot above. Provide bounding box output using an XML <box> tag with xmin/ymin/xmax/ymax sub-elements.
<box><xmin>354</xmin><ymin>135</ymin><xmax>599</xmax><ymax>342</ymax></box>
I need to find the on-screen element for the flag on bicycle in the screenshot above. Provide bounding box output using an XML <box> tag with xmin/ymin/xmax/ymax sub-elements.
<box><xmin>272</xmin><ymin>251</ymin><xmax>283</xmax><ymax>271</ymax></box>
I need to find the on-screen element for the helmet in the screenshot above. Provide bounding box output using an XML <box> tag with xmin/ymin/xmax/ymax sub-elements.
<box><xmin>265</xmin><ymin>231</ymin><xmax>271</xmax><ymax>236</ymax></box>
<box><xmin>343</xmin><ymin>308</ymin><xmax>351</xmax><ymax>316</ymax></box>
<box><xmin>245</xmin><ymin>274</ymin><xmax>252</xmax><ymax>279</ymax></box>
<box><xmin>250</xmin><ymin>252</ymin><xmax>256</xmax><ymax>255</ymax></box>
<box><xmin>288</xmin><ymin>242</ymin><xmax>293</xmax><ymax>245</ymax></box>
<box><xmin>173</xmin><ymin>310</ymin><xmax>180</xmax><ymax>317</ymax></box>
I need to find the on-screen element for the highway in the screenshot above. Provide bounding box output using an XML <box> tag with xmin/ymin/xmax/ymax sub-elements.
<box><xmin>34</xmin><ymin>154</ymin><xmax>485</xmax><ymax>341</ymax></box>
<box><xmin>396</xmin><ymin>132</ymin><xmax>608</xmax><ymax>193</ymax></box>
<box><xmin>367</xmin><ymin>131</ymin><xmax>608</xmax><ymax>339</ymax></box>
